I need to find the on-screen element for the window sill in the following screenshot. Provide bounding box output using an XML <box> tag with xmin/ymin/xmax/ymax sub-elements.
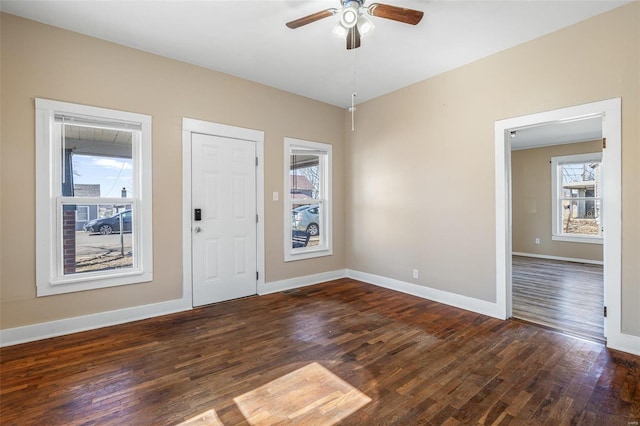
<box><xmin>285</xmin><ymin>247</ymin><xmax>333</xmax><ymax>262</ymax></box>
<box><xmin>37</xmin><ymin>270</ymin><xmax>153</xmax><ymax>297</ymax></box>
<box><xmin>552</xmin><ymin>235</ymin><xmax>603</xmax><ymax>245</ymax></box>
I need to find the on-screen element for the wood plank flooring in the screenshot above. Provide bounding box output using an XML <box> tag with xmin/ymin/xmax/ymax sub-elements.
<box><xmin>1</xmin><ymin>278</ymin><xmax>638</xmax><ymax>425</ymax></box>
<box><xmin>512</xmin><ymin>256</ymin><xmax>604</xmax><ymax>342</ymax></box>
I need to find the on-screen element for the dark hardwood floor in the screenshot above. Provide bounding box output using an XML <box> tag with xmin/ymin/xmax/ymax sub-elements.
<box><xmin>1</xmin><ymin>279</ymin><xmax>638</xmax><ymax>425</ymax></box>
<box><xmin>512</xmin><ymin>256</ymin><xmax>604</xmax><ymax>342</ymax></box>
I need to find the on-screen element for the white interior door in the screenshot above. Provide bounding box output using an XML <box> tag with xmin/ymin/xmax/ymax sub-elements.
<box><xmin>191</xmin><ymin>133</ymin><xmax>257</xmax><ymax>306</ymax></box>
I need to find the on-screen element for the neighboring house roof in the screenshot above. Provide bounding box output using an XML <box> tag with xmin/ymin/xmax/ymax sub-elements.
<box><xmin>74</xmin><ymin>184</ymin><xmax>101</xmax><ymax>197</ymax></box>
<box><xmin>290</xmin><ymin>175</ymin><xmax>315</xmax><ymax>191</ymax></box>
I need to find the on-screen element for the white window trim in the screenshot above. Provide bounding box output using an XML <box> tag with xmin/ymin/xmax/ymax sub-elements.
<box><xmin>284</xmin><ymin>137</ymin><xmax>333</xmax><ymax>262</ymax></box>
<box><xmin>35</xmin><ymin>98</ymin><xmax>153</xmax><ymax>296</ymax></box>
<box><xmin>551</xmin><ymin>152</ymin><xmax>602</xmax><ymax>244</ymax></box>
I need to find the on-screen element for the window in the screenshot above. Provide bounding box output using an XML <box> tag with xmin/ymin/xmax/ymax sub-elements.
<box><xmin>75</xmin><ymin>206</ymin><xmax>89</xmax><ymax>223</ymax></box>
<box><xmin>35</xmin><ymin>99</ymin><xmax>153</xmax><ymax>296</ymax></box>
<box><xmin>551</xmin><ymin>152</ymin><xmax>602</xmax><ymax>244</ymax></box>
<box><xmin>284</xmin><ymin>138</ymin><xmax>332</xmax><ymax>261</ymax></box>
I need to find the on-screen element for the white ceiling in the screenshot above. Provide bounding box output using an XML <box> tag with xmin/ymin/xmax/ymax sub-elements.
<box><xmin>0</xmin><ymin>0</ymin><xmax>632</xmax><ymax>108</ymax></box>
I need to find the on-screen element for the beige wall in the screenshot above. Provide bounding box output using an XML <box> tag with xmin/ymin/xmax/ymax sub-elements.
<box><xmin>0</xmin><ymin>14</ymin><xmax>346</xmax><ymax>329</ymax></box>
<box><xmin>345</xmin><ymin>3</ymin><xmax>639</xmax><ymax>335</ymax></box>
<box><xmin>512</xmin><ymin>140</ymin><xmax>603</xmax><ymax>261</ymax></box>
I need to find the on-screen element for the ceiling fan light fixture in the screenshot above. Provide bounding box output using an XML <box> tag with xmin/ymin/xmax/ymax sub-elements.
<box><xmin>332</xmin><ymin>23</ymin><xmax>349</xmax><ymax>38</ymax></box>
<box><xmin>285</xmin><ymin>0</ymin><xmax>423</xmax><ymax>50</ymax></box>
<box><xmin>357</xmin><ymin>14</ymin><xmax>374</xmax><ymax>36</ymax></box>
<box><xmin>340</xmin><ymin>5</ymin><xmax>359</xmax><ymax>28</ymax></box>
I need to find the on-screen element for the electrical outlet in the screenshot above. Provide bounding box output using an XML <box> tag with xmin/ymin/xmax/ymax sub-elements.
<box><xmin>412</xmin><ymin>269</ymin><xmax>419</xmax><ymax>279</ymax></box>
<box><xmin>273</xmin><ymin>192</ymin><xmax>279</xmax><ymax>201</ymax></box>
<box><xmin>535</xmin><ymin>237</ymin><xmax>541</xmax><ymax>245</ymax></box>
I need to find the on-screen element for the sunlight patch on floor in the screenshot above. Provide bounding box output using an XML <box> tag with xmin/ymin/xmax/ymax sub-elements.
<box><xmin>233</xmin><ymin>362</ymin><xmax>371</xmax><ymax>425</ymax></box>
<box><xmin>177</xmin><ymin>409</ymin><xmax>224</xmax><ymax>426</ymax></box>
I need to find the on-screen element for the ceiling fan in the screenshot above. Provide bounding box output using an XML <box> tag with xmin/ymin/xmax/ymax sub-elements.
<box><xmin>286</xmin><ymin>0</ymin><xmax>424</xmax><ymax>50</ymax></box>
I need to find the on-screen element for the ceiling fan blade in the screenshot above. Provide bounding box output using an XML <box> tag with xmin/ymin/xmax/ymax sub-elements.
<box><xmin>346</xmin><ymin>26</ymin><xmax>361</xmax><ymax>50</ymax></box>
<box><xmin>367</xmin><ymin>3</ymin><xmax>423</xmax><ymax>25</ymax></box>
<box><xmin>286</xmin><ymin>9</ymin><xmax>337</xmax><ymax>29</ymax></box>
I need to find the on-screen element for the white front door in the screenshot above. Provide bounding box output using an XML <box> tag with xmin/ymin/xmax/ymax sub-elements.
<box><xmin>191</xmin><ymin>133</ymin><xmax>257</xmax><ymax>306</ymax></box>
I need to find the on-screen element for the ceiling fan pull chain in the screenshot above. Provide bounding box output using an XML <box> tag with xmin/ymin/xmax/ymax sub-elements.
<box><xmin>350</xmin><ymin>92</ymin><xmax>357</xmax><ymax>131</ymax></box>
<box><xmin>350</xmin><ymin>34</ymin><xmax>357</xmax><ymax>131</ymax></box>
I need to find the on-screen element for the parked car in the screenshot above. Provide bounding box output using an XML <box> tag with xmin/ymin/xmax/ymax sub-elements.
<box><xmin>84</xmin><ymin>210</ymin><xmax>132</xmax><ymax>235</ymax></box>
<box><xmin>292</xmin><ymin>204</ymin><xmax>320</xmax><ymax>236</ymax></box>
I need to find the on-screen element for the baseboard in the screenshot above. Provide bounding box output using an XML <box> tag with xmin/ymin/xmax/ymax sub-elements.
<box><xmin>258</xmin><ymin>269</ymin><xmax>347</xmax><ymax>295</ymax></box>
<box><xmin>513</xmin><ymin>252</ymin><xmax>603</xmax><ymax>265</ymax></box>
<box><xmin>347</xmin><ymin>269</ymin><xmax>502</xmax><ymax>319</ymax></box>
<box><xmin>0</xmin><ymin>298</ymin><xmax>192</xmax><ymax>348</ymax></box>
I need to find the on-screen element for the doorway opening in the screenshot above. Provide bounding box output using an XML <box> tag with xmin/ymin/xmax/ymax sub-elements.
<box><xmin>509</xmin><ymin>118</ymin><xmax>604</xmax><ymax>341</ymax></box>
<box><xmin>494</xmin><ymin>98</ymin><xmax>622</xmax><ymax>348</ymax></box>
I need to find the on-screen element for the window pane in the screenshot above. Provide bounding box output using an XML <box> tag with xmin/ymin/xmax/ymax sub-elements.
<box><xmin>561</xmin><ymin>198</ymin><xmax>600</xmax><ymax>235</ymax></box>
<box><xmin>559</xmin><ymin>159</ymin><xmax>601</xmax><ymax>236</ymax></box>
<box><xmin>61</xmin><ymin>203</ymin><xmax>134</xmax><ymax>275</ymax></box>
<box><xmin>561</xmin><ymin>161</ymin><xmax>600</xmax><ymax>196</ymax></box>
<box><xmin>290</xmin><ymin>154</ymin><xmax>320</xmax><ymax>201</ymax></box>
<box><xmin>59</xmin><ymin>122</ymin><xmax>134</xmax><ymax>198</ymax></box>
<box><xmin>291</xmin><ymin>202</ymin><xmax>322</xmax><ymax>249</ymax></box>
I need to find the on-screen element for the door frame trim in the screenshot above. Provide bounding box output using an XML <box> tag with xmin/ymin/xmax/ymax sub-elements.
<box><xmin>182</xmin><ymin>118</ymin><xmax>265</xmax><ymax>306</ymax></box>
<box><xmin>494</xmin><ymin>98</ymin><xmax>624</xmax><ymax>349</ymax></box>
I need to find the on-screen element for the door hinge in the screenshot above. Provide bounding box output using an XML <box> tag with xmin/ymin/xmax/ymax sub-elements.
<box><xmin>604</xmin><ymin>306</ymin><xmax>607</xmax><ymax>318</ymax></box>
<box><xmin>256</xmin><ymin>271</ymin><xmax>259</xmax><ymax>280</ymax></box>
<box><xmin>256</xmin><ymin>157</ymin><xmax>258</xmax><ymax>166</ymax></box>
<box><xmin>256</xmin><ymin>214</ymin><xmax>259</xmax><ymax>223</ymax></box>
<box><xmin>602</xmin><ymin>138</ymin><xmax>607</xmax><ymax>149</ymax></box>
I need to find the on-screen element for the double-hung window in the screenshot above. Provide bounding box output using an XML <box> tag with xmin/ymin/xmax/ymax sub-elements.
<box><xmin>284</xmin><ymin>138</ymin><xmax>332</xmax><ymax>261</ymax></box>
<box><xmin>35</xmin><ymin>99</ymin><xmax>153</xmax><ymax>296</ymax></box>
<box><xmin>551</xmin><ymin>152</ymin><xmax>602</xmax><ymax>244</ymax></box>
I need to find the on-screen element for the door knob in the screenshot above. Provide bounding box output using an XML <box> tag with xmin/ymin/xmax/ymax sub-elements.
<box><xmin>194</xmin><ymin>226</ymin><xmax>202</xmax><ymax>233</ymax></box>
